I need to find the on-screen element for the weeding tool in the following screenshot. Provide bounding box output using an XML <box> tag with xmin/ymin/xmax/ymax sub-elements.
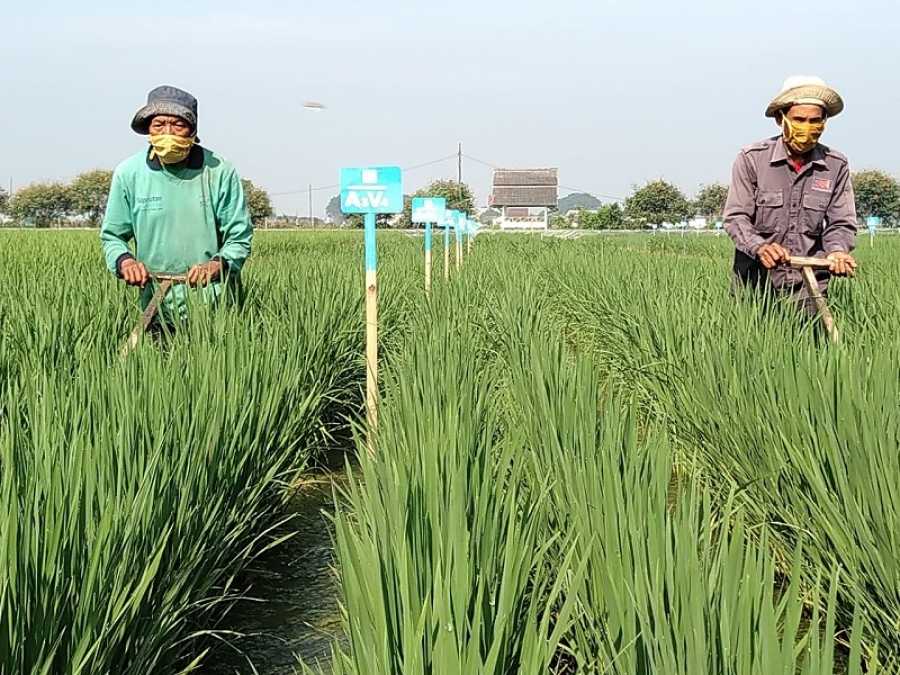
<box><xmin>120</xmin><ymin>273</ymin><xmax>188</xmax><ymax>357</ymax></box>
<box><xmin>788</xmin><ymin>256</ymin><xmax>839</xmax><ymax>344</ymax></box>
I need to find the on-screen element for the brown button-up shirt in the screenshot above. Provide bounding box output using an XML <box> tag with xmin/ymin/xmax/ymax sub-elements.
<box><xmin>723</xmin><ymin>136</ymin><xmax>857</xmax><ymax>289</ymax></box>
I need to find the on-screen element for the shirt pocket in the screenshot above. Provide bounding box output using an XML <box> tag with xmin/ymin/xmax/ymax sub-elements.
<box><xmin>801</xmin><ymin>193</ymin><xmax>829</xmax><ymax>233</ymax></box>
<box><xmin>754</xmin><ymin>189</ymin><xmax>784</xmax><ymax>233</ymax></box>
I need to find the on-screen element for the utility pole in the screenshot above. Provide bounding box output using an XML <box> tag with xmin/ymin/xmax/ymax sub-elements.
<box><xmin>308</xmin><ymin>184</ymin><xmax>313</xmax><ymax>228</ymax></box>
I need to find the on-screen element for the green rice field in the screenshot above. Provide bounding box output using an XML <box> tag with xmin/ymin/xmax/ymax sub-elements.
<box><xmin>2</xmin><ymin>229</ymin><xmax>899</xmax><ymax>674</ymax></box>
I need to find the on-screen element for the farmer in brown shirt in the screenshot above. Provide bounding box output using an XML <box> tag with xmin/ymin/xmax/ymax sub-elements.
<box><xmin>724</xmin><ymin>76</ymin><xmax>857</xmax><ymax>313</ymax></box>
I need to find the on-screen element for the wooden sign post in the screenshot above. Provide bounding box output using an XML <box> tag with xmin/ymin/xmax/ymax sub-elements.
<box><xmin>445</xmin><ymin>209</ymin><xmax>457</xmax><ymax>280</ymax></box>
<box><xmin>867</xmin><ymin>216</ymin><xmax>881</xmax><ymax>248</ymax></box>
<box><xmin>411</xmin><ymin>197</ymin><xmax>447</xmax><ymax>295</ymax></box>
<box><xmin>455</xmin><ymin>211</ymin><xmax>464</xmax><ymax>270</ymax></box>
<box><xmin>340</xmin><ymin>166</ymin><xmax>403</xmax><ymax>453</ymax></box>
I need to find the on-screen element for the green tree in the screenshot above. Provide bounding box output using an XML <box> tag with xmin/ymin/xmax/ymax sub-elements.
<box><xmin>0</xmin><ymin>187</ymin><xmax>8</xmax><ymax>215</ymax></box>
<box><xmin>240</xmin><ymin>179</ymin><xmax>274</xmax><ymax>224</ymax></box>
<box><xmin>69</xmin><ymin>170</ymin><xmax>113</xmax><ymax>226</ymax></box>
<box><xmin>596</xmin><ymin>203</ymin><xmax>625</xmax><ymax>229</ymax></box>
<box><xmin>574</xmin><ymin>203</ymin><xmax>625</xmax><ymax>230</ymax></box>
<box><xmin>325</xmin><ymin>195</ymin><xmax>346</xmax><ymax>225</ymax></box>
<box><xmin>693</xmin><ymin>183</ymin><xmax>729</xmax><ymax>220</ymax></box>
<box><xmin>479</xmin><ymin>208</ymin><xmax>500</xmax><ymax>226</ymax></box>
<box><xmin>852</xmin><ymin>170</ymin><xmax>900</xmax><ymax>223</ymax></box>
<box><xmin>572</xmin><ymin>203</ymin><xmax>625</xmax><ymax>230</ymax></box>
<box><xmin>397</xmin><ymin>180</ymin><xmax>476</xmax><ymax>229</ymax></box>
<box><xmin>625</xmin><ymin>180</ymin><xmax>690</xmax><ymax>228</ymax></box>
<box><xmin>8</xmin><ymin>182</ymin><xmax>72</xmax><ymax>227</ymax></box>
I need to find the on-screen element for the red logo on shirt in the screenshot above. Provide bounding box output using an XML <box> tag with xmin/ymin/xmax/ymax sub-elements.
<box><xmin>812</xmin><ymin>178</ymin><xmax>832</xmax><ymax>192</ymax></box>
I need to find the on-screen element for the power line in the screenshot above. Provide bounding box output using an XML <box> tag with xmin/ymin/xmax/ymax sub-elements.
<box><xmin>270</xmin><ymin>183</ymin><xmax>338</xmax><ymax>197</ymax></box>
<box><xmin>558</xmin><ymin>185</ymin><xmax>626</xmax><ymax>203</ymax></box>
<box><xmin>404</xmin><ymin>153</ymin><xmax>458</xmax><ymax>172</ymax></box>
<box><xmin>461</xmin><ymin>153</ymin><xmax>499</xmax><ymax>170</ymax></box>
<box><xmin>270</xmin><ymin>150</ymin><xmax>627</xmax><ymax>204</ymax></box>
<box><xmin>269</xmin><ymin>153</ymin><xmax>458</xmax><ymax>197</ymax></box>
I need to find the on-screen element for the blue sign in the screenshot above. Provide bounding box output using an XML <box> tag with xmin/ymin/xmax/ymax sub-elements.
<box><xmin>340</xmin><ymin>166</ymin><xmax>403</xmax><ymax>214</ymax></box>
<box><xmin>867</xmin><ymin>216</ymin><xmax>882</xmax><ymax>232</ymax></box>
<box><xmin>454</xmin><ymin>211</ymin><xmax>466</xmax><ymax>241</ymax></box>
<box><xmin>411</xmin><ymin>197</ymin><xmax>447</xmax><ymax>224</ymax></box>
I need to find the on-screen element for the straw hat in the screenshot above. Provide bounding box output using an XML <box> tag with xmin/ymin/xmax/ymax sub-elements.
<box><xmin>765</xmin><ymin>76</ymin><xmax>844</xmax><ymax>118</ymax></box>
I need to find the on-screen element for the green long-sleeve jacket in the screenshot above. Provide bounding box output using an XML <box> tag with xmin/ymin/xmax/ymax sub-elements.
<box><xmin>100</xmin><ymin>145</ymin><xmax>253</xmax><ymax>318</ymax></box>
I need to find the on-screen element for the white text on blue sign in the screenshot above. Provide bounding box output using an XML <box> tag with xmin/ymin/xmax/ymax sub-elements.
<box><xmin>340</xmin><ymin>166</ymin><xmax>403</xmax><ymax>214</ymax></box>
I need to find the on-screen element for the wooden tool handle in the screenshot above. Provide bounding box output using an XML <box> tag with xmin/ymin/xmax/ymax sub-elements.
<box><xmin>120</xmin><ymin>278</ymin><xmax>175</xmax><ymax>357</ymax></box>
<box><xmin>800</xmin><ymin>266</ymin><xmax>840</xmax><ymax>344</ymax></box>
<box><xmin>789</xmin><ymin>256</ymin><xmax>833</xmax><ymax>270</ymax></box>
<box><xmin>151</xmin><ymin>273</ymin><xmax>189</xmax><ymax>283</ymax></box>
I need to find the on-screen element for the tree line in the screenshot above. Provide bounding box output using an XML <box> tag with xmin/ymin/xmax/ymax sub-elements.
<box><xmin>0</xmin><ymin>171</ymin><xmax>274</xmax><ymax>228</ymax></box>
<box><xmin>3</xmin><ymin>169</ymin><xmax>896</xmax><ymax>231</ymax></box>
<box><xmin>557</xmin><ymin>170</ymin><xmax>900</xmax><ymax>230</ymax></box>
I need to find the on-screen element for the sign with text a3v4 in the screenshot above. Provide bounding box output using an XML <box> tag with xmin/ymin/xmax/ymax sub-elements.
<box><xmin>340</xmin><ymin>166</ymin><xmax>403</xmax><ymax>214</ymax></box>
<box><xmin>411</xmin><ymin>197</ymin><xmax>447</xmax><ymax>224</ymax></box>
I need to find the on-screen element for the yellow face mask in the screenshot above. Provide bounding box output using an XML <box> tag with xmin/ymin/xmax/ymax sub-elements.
<box><xmin>781</xmin><ymin>116</ymin><xmax>825</xmax><ymax>155</ymax></box>
<box><xmin>148</xmin><ymin>134</ymin><xmax>196</xmax><ymax>165</ymax></box>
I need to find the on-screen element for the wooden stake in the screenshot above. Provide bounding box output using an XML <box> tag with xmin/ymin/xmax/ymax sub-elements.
<box><xmin>456</xmin><ymin>236</ymin><xmax>462</xmax><ymax>270</ymax></box>
<box><xmin>365</xmin><ymin>268</ymin><xmax>378</xmax><ymax>453</ymax></box>
<box><xmin>444</xmin><ymin>225</ymin><xmax>450</xmax><ymax>280</ymax></box>
<box><xmin>364</xmin><ymin>213</ymin><xmax>379</xmax><ymax>455</ymax></box>
<box><xmin>425</xmin><ymin>221</ymin><xmax>433</xmax><ymax>294</ymax></box>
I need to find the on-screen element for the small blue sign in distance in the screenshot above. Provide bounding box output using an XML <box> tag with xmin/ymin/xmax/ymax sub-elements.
<box><xmin>340</xmin><ymin>166</ymin><xmax>403</xmax><ymax>214</ymax></box>
<box><xmin>411</xmin><ymin>197</ymin><xmax>447</xmax><ymax>224</ymax></box>
<box><xmin>455</xmin><ymin>211</ymin><xmax>466</xmax><ymax>241</ymax></box>
<box><xmin>867</xmin><ymin>215</ymin><xmax>882</xmax><ymax>231</ymax></box>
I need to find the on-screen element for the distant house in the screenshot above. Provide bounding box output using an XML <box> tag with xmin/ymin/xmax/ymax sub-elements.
<box><xmin>489</xmin><ymin>168</ymin><xmax>558</xmax><ymax>230</ymax></box>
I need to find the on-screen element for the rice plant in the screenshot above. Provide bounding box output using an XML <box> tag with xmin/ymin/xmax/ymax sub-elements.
<box><xmin>302</xmin><ymin>284</ymin><xmax>583</xmax><ymax>675</ymax></box>
<box><xmin>498</xmin><ymin>290</ymin><xmax>871</xmax><ymax>673</ymax></box>
<box><xmin>4</xmin><ymin>229</ymin><xmax>900</xmax><ymax>673</ymax></box>
<box><xmin>0</xmin><ymin>231</ymin><xmax>384</xmax><ymax>673</ymax></box>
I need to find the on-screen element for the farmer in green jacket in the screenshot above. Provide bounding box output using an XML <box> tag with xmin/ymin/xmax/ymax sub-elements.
<box><xmin>101</xmin><ymin>85</ymin><xmax>252</xmax><ymax>318</ymax></box>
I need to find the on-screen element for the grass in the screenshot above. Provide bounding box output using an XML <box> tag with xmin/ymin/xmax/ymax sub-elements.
<box><xmin>1</xmin><ymin>229</ymin><xmax>898</xmax><ymax>673</ymax></box>
<box><xmin>305</xmin><ymin>233</ymin><xmax>895</xmax><ymax>674</ymax></box>
<box><xmin>0</xmin><ymin>231</ymin><xmax>391</xmax><ymax>673</ymax></box>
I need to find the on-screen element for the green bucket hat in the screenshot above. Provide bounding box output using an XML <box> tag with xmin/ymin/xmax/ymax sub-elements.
<box><xmin>131</xmin><ymin>85</ymin><xmax>199</xmax><ymax>135</ymax></box>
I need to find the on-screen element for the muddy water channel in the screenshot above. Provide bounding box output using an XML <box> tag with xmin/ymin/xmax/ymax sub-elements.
<box><xmin>205</xmin><ymin>468</ymin><xmax>351</xmax><ymax>674</ymax></box>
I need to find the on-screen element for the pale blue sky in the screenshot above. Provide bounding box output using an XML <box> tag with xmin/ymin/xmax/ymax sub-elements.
<box><xmin>3</xmin><ymin>0</ymin><xmax>897</xmax><ymax>215</ymax></box>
